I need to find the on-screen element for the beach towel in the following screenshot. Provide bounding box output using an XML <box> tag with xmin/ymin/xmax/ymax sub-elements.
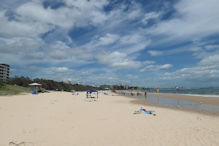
<box><xmin>134</xmin><ymin>107</ymin><xmax>156</xmax><ymax>115</ymax></box>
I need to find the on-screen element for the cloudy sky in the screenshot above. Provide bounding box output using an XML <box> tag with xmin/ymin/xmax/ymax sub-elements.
<box><xmin>0</xmin><ymin>0</ymin><xmax>219</xmax><ymax>87</ymax></box>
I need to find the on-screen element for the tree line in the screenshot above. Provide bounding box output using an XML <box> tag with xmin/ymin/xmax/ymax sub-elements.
<box><xmin>4</xmin><ymin>76</ymin><xmax>99</xmax><ymax>91</ymax></box>
<box><xmin>1</xmin><ymin>76</ymin><xmax>151</xmax><ymax>92</ymax></box>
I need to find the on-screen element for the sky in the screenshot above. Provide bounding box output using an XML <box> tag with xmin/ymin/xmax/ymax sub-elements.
<box><xmin>0</xmin><ymin>0</ymin><xmax>219</xmax><ymax>87</ymax></box>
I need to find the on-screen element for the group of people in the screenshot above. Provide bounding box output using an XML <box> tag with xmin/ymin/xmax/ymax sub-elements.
<box><xmin>116</xmin><ymin>90</ymin><xmax>148</xmax><ymax>97</ymax></box>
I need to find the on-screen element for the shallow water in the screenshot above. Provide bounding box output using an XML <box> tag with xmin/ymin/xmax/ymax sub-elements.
<box><xmin>131</xmin><ymin>95</ymin><xmax>219</xmax><ymax>112</ymax></box>
<box><xmin>143</xmin><ymin>88</ymin><xmax>219</xmax><ymax>96</ymax></box>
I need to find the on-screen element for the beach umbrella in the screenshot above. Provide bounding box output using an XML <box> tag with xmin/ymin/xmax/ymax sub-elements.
<box><xmin>29</xmin><ymin>83</ymin><xmax>42</xmax><ymax>86</ymax></box>
<box><xmin>29</xmin><ymin>83</ymin><xmax>42</xmax><ymax>91</ymax></box>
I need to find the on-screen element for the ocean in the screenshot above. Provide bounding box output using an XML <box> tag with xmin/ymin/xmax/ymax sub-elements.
<box><xmin>144</xmin><ymin>88</ymin><xmax>219</xmax><ymax>97</ymax></box>
<box><xmin>115</xmin><ymin>89</ymin><xmax>219</xmax><ymax>112</ymax></box>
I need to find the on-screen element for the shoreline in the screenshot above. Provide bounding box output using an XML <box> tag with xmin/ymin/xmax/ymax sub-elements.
<box><xmin>147</xmin><ymin>92</ymin><xmax>219</xmax><ymax>106</ymax></box>
<box><xmin>127</xmin><ymin>96</ymin><xmax>219</xmax><ymax>117</ymax></box>
<box><xmin>114</xmin><ymin>92</ymin><xmax>219</xmax><ymax>116</ymax></box>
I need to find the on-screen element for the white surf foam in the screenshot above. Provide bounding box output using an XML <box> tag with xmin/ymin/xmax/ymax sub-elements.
<box><xmin>183</xmin><ymin>94</ymin><xmax>219</xmax><ymax>98</ymax></box>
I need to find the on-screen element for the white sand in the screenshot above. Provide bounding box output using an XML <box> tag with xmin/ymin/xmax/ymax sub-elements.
<box><xmin>0</xmin><ymin>91</ymin><xmax>219</xmax><ymax>146</ymax></box>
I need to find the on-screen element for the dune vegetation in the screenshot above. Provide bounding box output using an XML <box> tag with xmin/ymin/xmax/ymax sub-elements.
<box><xmin>0</xmin><ymin>84</ymin><xmax>31</xmax><ymax>96</ymax></box>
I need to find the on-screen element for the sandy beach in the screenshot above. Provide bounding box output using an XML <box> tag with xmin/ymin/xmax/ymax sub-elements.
<box><xmin>0</xmin><ymin>91</ymin><xmax>219</xmax><ymax>146</ymax></box>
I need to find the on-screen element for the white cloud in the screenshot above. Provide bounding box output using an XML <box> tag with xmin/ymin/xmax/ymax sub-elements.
<box><xmin>97</xmin><ymin>51</ymin><xmax>141</xmax><ymax>69</ymax></box>
<box><xmin>15</xmin><ymin>0</ymin><xmax>109</xmax><ymax>29</ymax></box>
<box><xmin>140</xmin><ymin>63</ymin><xmax>173</xmax><ymax>72</ymax></box>
<box><xmin>0</xmin><ymin>37</ymin><xmax>43</xmax><ymax>53</ymax></box>
<box><xmin>98</xmin><ymin>33</ymin><xmax>120</xmax><ymax>46</ymax></box>
<box><xmin>161</xmin><ymin>54</ymin><xmax>219</xmax><ymax>86</ymax></box>
<box><xmin>127</xmin><ymin>9</ymin><xmax>142</xmax><ymax>20</ymax></box>
<box><xmin>0</xmin><ymin>0</ymin><xmax>150</xmax><ymax>70</ymax></box>
<box><xmin>148</xmin><ymin>50</ymin><xmax>163</xmax><ymax>56</ymax></box>
<box><xmin>126</xmin><ymin>74</ymin><xmax>138</xmax><ymax>80</ymax></box>
<box><xmin>125</xmin><ymin>2</ymin><xmax>143</xmax><ymax>21</ymax></box>
<box><xmin>64</xmin><ymin>0</ymin><xmax>108</xmax><ymax>9</ymax></box>
<box><xmin>0</xmin><ymin>0</ymin><xmax>109</xmax><ymax>39</ymax></box>
<box><xmin>26</xmin><ymin>52</ymin><xmax>45</xmax><ymax>60</ymax></box>
<box><xmin>188</xmin><ymin>45</ymin><xmax>219</xmax><ymax>59</ymax></box>
<box><xmin>120</xmin><ymin>34</ymin><xmax>145</xmax><ymax>45</ymax></box>
<box><xmin>142</xmin><ymin>12</ymin><xmax>160</xmax><ymax>24</ymax></box>
<box><xmin>80</xmin><ymin>32</ymin><xmax>150</xmax><ymax>69</ymax></box>
<box><xmin>189</xmin><ymin>47</ymin><xmax>202</xmax><ymax>52</ymax></box>
<box><xmin>147</xmin><ymin>0</ymin><xmax>219</xmax><ymax>41</ymax></box>
<box><xmin>52</xmin><ymin>67</ymin><xmax>69</xmax><ymax>72</ymax></box>
<box><xmin>143</xmin><ymin>60</ymin><xmax>155</xmax><ymax>65</ymax></box>
<box><xmin>85</xmin><ymin>33</ymin><xmax>150</xmax><ymax>55</ymax></box>
<box><xmin>205</xmin><ymin>45</ymin><xmax>219</xmax><ymax>50</ymax></box>
<box><xmin>0</xmin><ymin>10</ymin><xmax>51</xmax><ymax>37</ymax></box>
<box><xmin>159</xmin><ymin>64</ymin><xmax>173</xmax><ymax>69</ymax></box>
<box><xmin>199</xmin><ymin>54</ymin><xmax>219</xmax><ymax>66</ymax></box>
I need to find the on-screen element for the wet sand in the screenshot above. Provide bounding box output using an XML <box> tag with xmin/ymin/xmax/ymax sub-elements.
<box><xmin>128</xmin><ymin>96</ymin><xmax>219</xmax><ymax>117</ymax></box>
<box><xmin>0</xmin><ymin>91</ymin><xmax>219</xmax><ymax>146</ymax></box>
<box><xmin>147</xmin><ymin>93</ymin><xmax>219</xmax><ymax>106</ymax></box>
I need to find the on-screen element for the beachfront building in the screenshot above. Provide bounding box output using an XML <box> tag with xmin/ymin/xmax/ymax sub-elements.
<box><xmin>63</xmin><ymin>79</ymin><xmax>71</xmax><ymax>84</ymax></box>
<box><xmin>0</xmin><ymin>64</ymin><xmax>10</xmax><ymax>82</ymax></box>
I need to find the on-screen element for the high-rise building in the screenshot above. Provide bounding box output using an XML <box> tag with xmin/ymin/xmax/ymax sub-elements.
<box><xmin>0</xmin><ymin>64</ymin><xmax>10</xmax><ymax>81</ymax></box>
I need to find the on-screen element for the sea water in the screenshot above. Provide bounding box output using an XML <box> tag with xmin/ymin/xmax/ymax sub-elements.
<box><xmin>143</xmin><ymin>87</ymin><xmax>219</xmax><ymax>97</ymax></box>
<box><xmin>143</xmin><ymin>96</ymin><xmax>219</xmax><ymax>112</ymax></box>
<box><xmin>116</xmin><ymin>90</ymin><xmax>219</xmax><ymax>112</ymax></box>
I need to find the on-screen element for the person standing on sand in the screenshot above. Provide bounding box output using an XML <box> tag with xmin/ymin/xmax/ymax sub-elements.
<box><xmin>156</xmin><ymin>85</ymin><xmax>159</xmax><ymax>93</ymax></box>
<box><xmin>144</xmin><ymin>91</ymin><xmax>147</xmax><ymax>99</ymax></box>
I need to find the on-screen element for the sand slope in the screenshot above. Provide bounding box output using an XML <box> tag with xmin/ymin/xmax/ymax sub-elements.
<box><xmin>0</xmin><ymin>91</ymin><xmax>219</xmax><ymax>146</ymax></box>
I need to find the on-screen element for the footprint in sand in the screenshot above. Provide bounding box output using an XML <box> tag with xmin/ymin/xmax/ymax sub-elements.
<box><xmin>9</xmin><ymin>141</ymin><xmax>34</xmax><ymax>146</ymax></box>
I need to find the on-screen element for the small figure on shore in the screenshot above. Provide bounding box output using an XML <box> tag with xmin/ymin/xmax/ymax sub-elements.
<box><xmin>156</xmin><ymin>85</ymin><xmax>159</xmax><ymax>93</ymax></box>
<box><xmin>144</xmin><ymin>91</ymin><xmax>147</xmax><ymax>99</ymax></box>
<box><xmin>144</xmin><ymin>92</ymin><xmax>147</xmax><ymax>97</ymax></box>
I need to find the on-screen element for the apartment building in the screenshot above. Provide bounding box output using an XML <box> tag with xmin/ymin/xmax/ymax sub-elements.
<box><xmin>0</xmin><ymin>64</ymin><xmax>10</xmax><ymax>81</ymax></box>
